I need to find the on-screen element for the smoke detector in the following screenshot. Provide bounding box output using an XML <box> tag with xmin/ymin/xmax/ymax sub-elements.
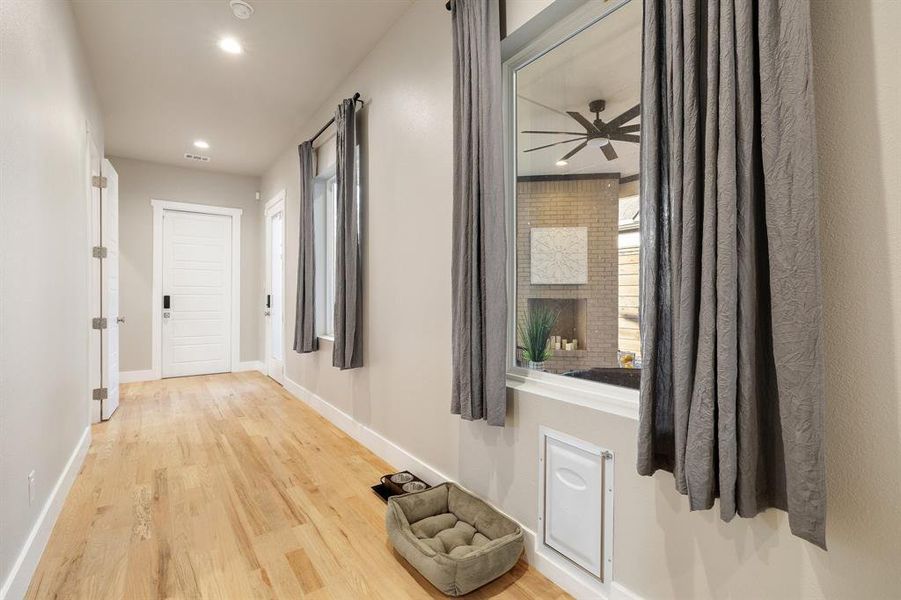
<box><xmin>229</xmin><ymin>0</ymin><xmax>254</xmax><ymax>20</ymax></box>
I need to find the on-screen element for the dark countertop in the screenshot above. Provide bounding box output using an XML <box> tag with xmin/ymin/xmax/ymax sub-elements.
<box><xmin>562</xmin><ymin>367</ymin><xmax>641</xmax><ymax>390</ymax></box>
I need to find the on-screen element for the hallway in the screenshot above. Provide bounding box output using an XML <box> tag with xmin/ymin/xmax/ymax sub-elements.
<box><xmin>26</xmin><ymin>373</ymin><xmax>567</xmax><ymax>599</ymax></box>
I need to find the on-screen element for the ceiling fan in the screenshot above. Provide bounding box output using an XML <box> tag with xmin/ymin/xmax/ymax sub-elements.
<box><xmin>522</xmin><ymin>99</ymin><xmax>640</xmax><ymax>163</ymax></box>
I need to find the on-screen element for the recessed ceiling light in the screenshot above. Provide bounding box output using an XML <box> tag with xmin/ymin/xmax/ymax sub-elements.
<box><xmin>218</xmin><ymin>37</ymin><xmax>243</xmax><ymax>55</ymax></box>
<box><xmin>555</xmin><ymin>160</ymin><xmax>568</xmax><ymax>167</ymax></box>
<box><xmin>193</xmin><ymin>140</ymin><xmax>210</xmax><ymax>149</ymax></box>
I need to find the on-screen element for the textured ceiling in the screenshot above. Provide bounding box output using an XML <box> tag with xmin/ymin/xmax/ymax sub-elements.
<box><xmin>72</xmin><ymin>0</ymin><xmax>412</xmax><ymax>175</ymax></box>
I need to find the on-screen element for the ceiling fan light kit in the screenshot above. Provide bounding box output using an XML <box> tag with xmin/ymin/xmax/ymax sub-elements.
<box><xmin>523</xmin><ymin>99</ymin><xmax>641</xmax><ymax>164</ymax></box>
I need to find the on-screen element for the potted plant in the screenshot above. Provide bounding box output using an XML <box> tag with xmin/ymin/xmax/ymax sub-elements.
<box><xmin>518</xmin><ymin>305</ymin><xmax>558</xmax><ymax>371</ymax></box>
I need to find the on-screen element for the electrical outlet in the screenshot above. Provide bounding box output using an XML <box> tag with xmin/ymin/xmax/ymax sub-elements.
<box><xmin>27</xmin><ymin>470</ymin><xmax>35</xmax><ymax>506</ymax></box>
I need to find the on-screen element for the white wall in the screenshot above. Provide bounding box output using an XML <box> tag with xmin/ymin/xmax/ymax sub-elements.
<box><xmin>0</xmin><ymin>0</ymin><xmax>104</xmax><ymax>595</ymax></box>
<box><xmin>261</xmin><ymin>0</ymin><xmax>461</xmax><ymax>479</ymax></box>
<box><xmin>264</xmin><ymin>0</ymin><xmax>901</xmax><ymax>598</ymax></box>
<box><xmin>109</xmin><ymin>156</ymin><xmax>263</xmax><ymax>372</ymax></box>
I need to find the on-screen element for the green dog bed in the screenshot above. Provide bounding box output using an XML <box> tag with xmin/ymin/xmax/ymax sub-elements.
<box><xmin>386</xmin><ymin>482</ymin><xmax>524</xmax><ymax>596</ymax></box>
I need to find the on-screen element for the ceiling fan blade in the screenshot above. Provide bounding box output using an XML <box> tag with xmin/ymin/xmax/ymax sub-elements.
<box><xmin>607</xmin><ymin>133</ymin><xmax>640</xmax><ymax>144</ymax></box>
<box><xmin>560</xmin><ymin>140</ymin><xmax>588</xmax><ymax>161</ymax></box>
<box><xmin>566</xmin><ymin>111</ymin><xmax>602</xmax><ymax>135</ymax></box>
<box><xmin>616</xmin><ymin>124</ymin><xmax>641</xmax><ymax>134</ymax></box>
<box><xmin>606</xmin><ymin>104</ymin><xmax>641</xmax><ymax>128</ymax></box>
<box><xmin>601</xmin><ymin>142</ymin><xmax>618</xmax><ymax>161</ymax></box>
<box><xmin>522</xmin><ymin>130</ymin><xmax>589</xmax><ymax>136</ymax></box>
<box><xmin>523</xmin><ymin>137</ymin><xmax>586</xmax><ymax>153</ymax></box>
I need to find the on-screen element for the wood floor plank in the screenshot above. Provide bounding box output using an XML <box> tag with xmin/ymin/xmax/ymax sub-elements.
<box><xmin>25</xmin><ymin>372</ymin><xmax>571</xmax><ymax>599</ymax></box>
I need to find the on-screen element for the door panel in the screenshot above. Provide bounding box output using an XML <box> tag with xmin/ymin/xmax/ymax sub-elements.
<box><xmin>265</xmin><ymin>198</ymin><xmax>285</xmax><ymax>384</ymax></box>
<box><xmin>100</xmin><ymin>159</ymin><xmax>120</xmax><ymax>420</ymax></box>
<box><xmin>543</xmin><ymin>433</ymin><xmax>605</xmax><ymax>578</ymax></box>
<box><xmin>271</xmin><ymin>212</ymin><xmax>284</xmax><ymax>363</ymax></box>
<box><xmin>89</xmin><ymin>142</ymin><xmax>102</xmax><ymax>423</ymax></box>
<box><xmin>162</xmin><ymin>211</ymin><xmax>231</xmax><ymax>378</ymax></box>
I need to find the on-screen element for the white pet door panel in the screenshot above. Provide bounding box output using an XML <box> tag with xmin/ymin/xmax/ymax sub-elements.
<box><xmin>539</xmin><ymin>428</ymin><xmax>613</xmax><ymax>581</ymax></box>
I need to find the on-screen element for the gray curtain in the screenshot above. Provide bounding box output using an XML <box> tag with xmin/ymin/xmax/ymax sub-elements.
<box><xmin>450</xmin><ymin>0</ymin><xmax>507</xmax><ymax>426</ymax></box>
<box><xmin>293</xmin><ymin>141</ymin><xmax>318</xmax><ymax>353</ymax></box>
<box><xmin>638</xmin><ymin>0</ymin><xmax>826</xmax><ymax>547</ymax></box>
<box><xmin>333</xmin><ymin>98</ymin><xmax>363</xmax><ymax>370</ymax></box>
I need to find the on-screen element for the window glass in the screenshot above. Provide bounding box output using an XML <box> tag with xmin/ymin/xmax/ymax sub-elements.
<box><xmin>513</xmin><ymin>0</ymin><xmax>642</xmax><ymax>389</ymax></box>
<box><xmin>314</xmin><ymin>173</ymin><xmax>337</xmax><ymax>338</ymax></box>
<box><xmin>325</xmin><ymin>175</ymin><xmax>336</xmax><ymax>337</ymax></box>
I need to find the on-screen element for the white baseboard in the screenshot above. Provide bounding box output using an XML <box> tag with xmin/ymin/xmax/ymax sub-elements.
<box><xmin>119</xmin><ymin>369</ymin><xmax>155</xmax><ymax>384</ymax></box>
<box><xmin>0</xmin><ymin>426</ymin><xmax>91</xmax><ymax>600</ymax></box>
<box><xmin>281</xmin><ymin>376</ymin><xmax>641</xmax><ymax>600</ymax></box>
<box><xmin>282</xmin><ymin>376</ymin><xmax>448</xmax><ymax>483</ymax></box>
<box><xmin>527</xmin><ymin>547</ymin><xmax>642</xmax><ymax>600</ymax></box>
<box><xmin>120</xmin><ymin>362</ymin><xmax>264</xmax><ymax>383</ymax></box>
<box><xmin>610</xmin><ymin>582</ymin><xmax>643</xmax><ymax>600</ymax></box>
<box><xmin>234</xmin><ymin>361</ymin><xmax>265</xmax><ymax>373</ymax></box>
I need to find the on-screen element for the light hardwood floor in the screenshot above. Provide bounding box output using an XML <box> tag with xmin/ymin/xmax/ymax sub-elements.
<box><xmin>27</xmin><ymin>372</ymin><xmax>569</xmax><ymax>599</ymax></box>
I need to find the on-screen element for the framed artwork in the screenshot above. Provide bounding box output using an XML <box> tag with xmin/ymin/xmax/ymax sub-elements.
<box><xmin>530</xmin><ymin>227</ymin><xmax>588</xmax><ymax>284</ymax></box>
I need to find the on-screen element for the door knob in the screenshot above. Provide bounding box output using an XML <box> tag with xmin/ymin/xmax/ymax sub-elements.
<box><xmin>116</xmin><ymin>316</ymin><xmax>125</xmax><ymax>324</ymax></box>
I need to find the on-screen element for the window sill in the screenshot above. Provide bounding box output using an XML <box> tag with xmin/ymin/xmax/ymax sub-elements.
<box><xmin>318</xmin><ymin>334</ymin><xmax>334</xmax><ymax>342</ymax></box>
<box><xmin>506</xmin><ymin>368</ymin><xmax>639</xmax><ymax>421</ymax></box>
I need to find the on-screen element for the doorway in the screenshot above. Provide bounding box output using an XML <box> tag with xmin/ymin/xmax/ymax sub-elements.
<box><xmin>151</xmin><ymin>200</ymin><xmax>243</xmax><ymax>379</ymax></box>
<box><xmin>264</xmin><ymin>191</ymin><xmax>286</xmax><ymax>385</ymax></box>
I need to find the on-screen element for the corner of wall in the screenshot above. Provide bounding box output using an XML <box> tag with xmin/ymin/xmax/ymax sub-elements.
<box><xmin>0</xmin><ymin>428</ymin><xmax>91</xmax><ymax>600</ymax></box>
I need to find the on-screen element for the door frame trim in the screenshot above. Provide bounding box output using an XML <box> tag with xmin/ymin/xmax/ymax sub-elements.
<box><xmin>264</xmin><ymin>190</ymin><xmax>287</xmax><ymax>384</ymax></box>
<box><xmin>85</xmin><ymin>124</ymin><xmax>102</xmax><ymax>423</ymax></box>
<box><xmin>150</xmin><ymin>199</ymin><xmax>243</xmax><ymax>380</ymax></box>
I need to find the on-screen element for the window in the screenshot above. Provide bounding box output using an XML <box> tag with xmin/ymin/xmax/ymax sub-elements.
<box><xmin>509</xmin><ymin>0</ymin><xmax>642</xmax><ymax>390</ymax></box>
<box><xmin>314</xmin><ymin>171</ymin><xmax>337</xmax><ymax>338</ymax></box>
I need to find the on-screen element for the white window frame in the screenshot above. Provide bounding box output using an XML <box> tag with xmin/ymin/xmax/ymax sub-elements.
<box><xmin>313</xmin><ymin>167</ymin><xmax>337</xmax><ymax>341</ymax></box>
<box><xmin>502</xmin><ymin>0</ymin><xmax>639</xmax><ymax>420</ymax></box>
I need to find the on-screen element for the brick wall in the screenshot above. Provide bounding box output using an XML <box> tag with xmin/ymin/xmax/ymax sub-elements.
<box><xmin>516</xmin><ymin>176</ymin><xmax>620</xmax><ymax>374</ymax></box>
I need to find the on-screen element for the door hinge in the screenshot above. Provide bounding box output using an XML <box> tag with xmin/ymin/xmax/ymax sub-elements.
<box><xmin>92</xmin><ymin>317</ymin><xmax>108</xmax><ymax>330</ymax></box>
<box><xmin>92</xmin><ymin>246</ymin><xmax>108</xmax><ymax>259</ymax></box>
<box><xmin>92</xmin><ymin>175</ymin><xmax>108</xmax><ymax>189</ymax></box>
<box><xmin>92</xmin><ymin>387</ymin><xmax>108</xmax><ymax>400</ymax></box>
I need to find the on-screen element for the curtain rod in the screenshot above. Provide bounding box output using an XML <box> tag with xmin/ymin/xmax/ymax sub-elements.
<box><xmin>307</xmin><ymin>92</ymin><xmax>363</xmax><ymax>145</ymax></box>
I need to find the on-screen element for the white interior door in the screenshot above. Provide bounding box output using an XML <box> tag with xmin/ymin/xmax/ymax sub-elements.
<box><xmin>265</xmin><ymin>195</ymin><xmax>286</xmax><ymax>385</ymax></box>
<box><xmin>100</xmin><ymin>159</ymin><xmax>120</xmax><ymax>420</ymax></box>
<box><xmin>88</xmin><ymin>140</ymin><xmax>102</xmax><ymax>424</ymax></box>
<box><xmin>161</xmin><ymin>210</ymin><xmax>232</xmax><ymax>378</ymax></box>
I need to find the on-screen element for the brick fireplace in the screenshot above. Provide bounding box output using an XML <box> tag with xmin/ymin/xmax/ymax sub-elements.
<box><xmin>516</xmin><ymin>175</ymin><xmax>620</xmax><ymax>374</ymax></box>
